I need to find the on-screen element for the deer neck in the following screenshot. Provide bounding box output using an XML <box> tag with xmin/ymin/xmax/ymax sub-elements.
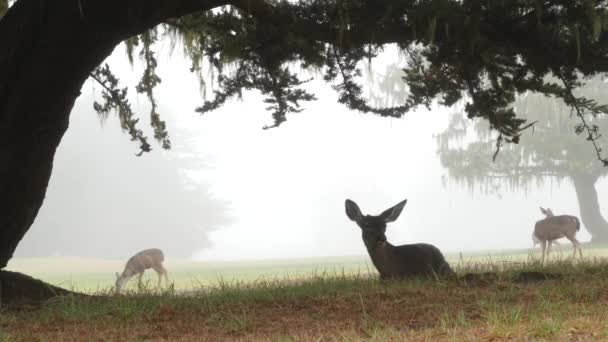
<box><xmin>364</xmin><ymin>239</ymin><xmax>395</xmax><ymax>276</ymax></box>
<box><xmin>122</xmin><ymin>268</ymin><xmax>136</xmax><ymax>278</ymax></box>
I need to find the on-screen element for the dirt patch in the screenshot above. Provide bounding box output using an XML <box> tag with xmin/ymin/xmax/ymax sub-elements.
<box><xmin>458</xmin><ymin>271</ymin><xmax>564</xmax><ymax>285</ymax></box>
<box><xmin>511</xmin><ymin>271</ymin><xmax>564</xmax><ymax>283</ymax></box>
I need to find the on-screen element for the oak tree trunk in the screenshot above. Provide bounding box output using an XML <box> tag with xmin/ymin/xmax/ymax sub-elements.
<box><xmin>572</xmin><ymin>173</ymin><xmax>608</xmax><ymax>243</ymax></box>
<box><xmin>0</xmin><ymin>270</ymin><xmax>78</xmax><ymax>306</ymax></box>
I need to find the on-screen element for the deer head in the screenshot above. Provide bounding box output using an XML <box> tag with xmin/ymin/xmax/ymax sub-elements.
<box><xmin>539</xmin><ymin>207</ymin><xmax>555</xmax><ymax>218</ymax></box>
<box><xmin>115</xmin><ymin>272</ymin><xmax>129</xmax><ymax>292</ymax></box>
<box><xmin>345</xmin><ymin>199</ymin><xmax>407</xmax><ymax>250</ymax></box>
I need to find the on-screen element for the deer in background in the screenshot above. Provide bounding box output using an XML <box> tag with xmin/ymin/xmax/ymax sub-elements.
<box><xmin>532</xmin><ymin>233</ymin><xmax>559</xmax><ymax>248</ymax></box>
<box><xmin>533</xmin><ymin>207</ymin><xmax>582</xmax><ymax>264</ymax></box>
<box><xmin>345</xmin><ymin>199</ymin><xmax>454</xmax><ymax>279</ymax></box>
<box><xmin>115</xmin><ymin>248</ymin><xmax>169</xmax><ymax>292</ymax></box>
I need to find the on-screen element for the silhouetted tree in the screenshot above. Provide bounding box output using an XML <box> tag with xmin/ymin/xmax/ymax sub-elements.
<box><xmin>1</xmin><ymin>0</ymin><xmax>607</xmax><ymax>298</ymax></box>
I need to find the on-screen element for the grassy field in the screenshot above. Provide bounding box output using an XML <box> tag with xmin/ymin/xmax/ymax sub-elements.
<box><xmin>6</xmin><ymin>245</ymin><xmax>608</xmax><ymax>292</ymax></box>
<box><xmin>6</xmin><ymin>255</ymin><xmax>375</xmax><ymax>292</ymax></box>
<box><xmin>3</xmin><ymin>246</ymin><xmax>608</xmax><ymax>340</ymax></box>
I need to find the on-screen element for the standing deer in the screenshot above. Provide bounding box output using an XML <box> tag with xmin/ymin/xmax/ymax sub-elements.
<box><xmin>533</xmin><ymin>207</ymin><xmax>582</xmax><ymax>264</ymax></box>
<box><xmin>345</xmin><ymin>199</ymin><xmax>453</xmax><ymax>279</ymax></box>
<box><xmin>115</xmin><ymin>248</ymin><xmax>169</xmax><ymax>292</ymax></box>
<box><xmin>532</xmin><ymin>233</ymin><xmax>559</xmax><ymax>248</ymax></box>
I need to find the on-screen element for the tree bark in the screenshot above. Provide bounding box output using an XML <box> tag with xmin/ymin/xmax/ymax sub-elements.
<box><xmin>0</xmin><ymin>0</ymin><xmax>228</xmax><ymax>270</ymax></box>
<box><xmin>0</xmin><ymin>271</ymin><xmax>78</xmax><ymax>306</ymax></box>
<box><xmin>572</xmin><ymin>173</ymin><xmax>608</xmax><ymax>243</ymax></box>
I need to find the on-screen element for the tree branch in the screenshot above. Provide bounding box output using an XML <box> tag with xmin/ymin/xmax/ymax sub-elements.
<box><xmin>557</xmin><ymin>71</ymin><xmax>608</xmax><ymax>167</ymax></box>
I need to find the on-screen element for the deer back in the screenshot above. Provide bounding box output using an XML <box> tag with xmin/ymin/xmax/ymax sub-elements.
<box><xmin>534</xmin><ymin>215</ymin><xmax>579</xmax><ymax>240</ymax></box>
<box><xmin>371</xmin><ymin>242</ymin><xmax>453</xmax><ymax>278</ymax></box>
<box><xmin>124</xmin><ymin>248</ymin><xmax>164</xmax><ymax>275</ymax></box>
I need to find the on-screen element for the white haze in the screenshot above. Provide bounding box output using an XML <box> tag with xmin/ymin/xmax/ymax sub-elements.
<box><xmin>18</xmin><ymin>42</ymin><xmax>605</xmax><ymax>262</ymax></box>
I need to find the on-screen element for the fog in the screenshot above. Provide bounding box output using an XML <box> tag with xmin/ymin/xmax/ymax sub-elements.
<box><xmin>15</xmin><ymin>44</ymin><xmax>606</xmax><ymax>262</ymax></box>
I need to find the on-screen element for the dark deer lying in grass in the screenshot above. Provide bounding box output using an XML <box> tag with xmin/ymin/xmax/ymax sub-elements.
<box><xmin>345</xmin><ymin>199</ymin><xmax>453</xmax><ymax>279</ymax></box>
<box><xmin>533</xmin><ymin>207</ymin><xmax>582</xmax><ymax>264</ymax></box>
<box><xmin>115</xmin><ymin>248</ymin><xmax>169</xmax><ymax>292</ymax></box>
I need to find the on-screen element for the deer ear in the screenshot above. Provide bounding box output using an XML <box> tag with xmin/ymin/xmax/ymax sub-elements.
<box><xmin>380</xmin><ymin>199</ymin><xmax>408</xmax><ymax>223</ymax></box>
<box><xmin>539</xmin><ymin>207</ymin><xmax>546</xmax><ymax>214</ymax></box>
<box><xmin>345</xmin><ymin>199</ymin><xmax>363</xmax><ymax>222</ymax></box>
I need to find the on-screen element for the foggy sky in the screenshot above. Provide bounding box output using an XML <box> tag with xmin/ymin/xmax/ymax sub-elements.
<box><xmin>15</xmin><ymin>90</ymin><xmax>234</xmax><ymax>259</ymax></box>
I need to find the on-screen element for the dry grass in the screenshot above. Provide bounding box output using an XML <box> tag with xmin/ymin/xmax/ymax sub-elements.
<box><xmin>2</xmin><ymin>255</ymin><xmax>608</xmax><ymax>341</ymax></box>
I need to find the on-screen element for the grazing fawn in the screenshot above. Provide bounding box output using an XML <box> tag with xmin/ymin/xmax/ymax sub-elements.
<box><xmin>533</xmin><ymin>207</ymin><xmax>582</xmax><ymax>264</ymax></box>
<box><xmin>345</xmin><ymin>199</ymin><xmax>453</xmax><ymax>279</ymax></box>
<box><xmin>115</xmin><ymin>248</ymin><xmax>169</xmax><ymax>292</ymax></box>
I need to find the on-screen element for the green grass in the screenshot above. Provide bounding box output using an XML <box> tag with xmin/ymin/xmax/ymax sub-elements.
<box><xmin>3</xmin><ymin>246</ymin><xmax>608</xmax><ymax>340</ymax></box>
<box><xmin>6</xmin><ymin>254</ymin><xmax>376</xmax><ymax>292</ymax></box>
<box><xmin>4</xmin><ymin>254</ymin><xmax>608</xmax><ymax>340</ymax></box>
